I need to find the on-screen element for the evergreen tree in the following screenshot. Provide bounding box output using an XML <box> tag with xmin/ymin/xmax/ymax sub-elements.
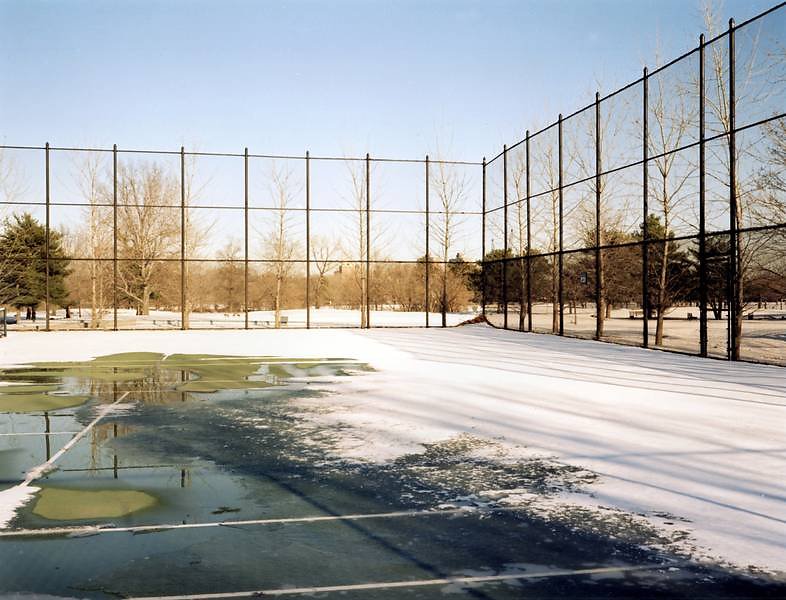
<box><xmin>689</xmin><ymin>236</ymin><xmax>730</xmax><ymax>320</ymax></box>
<box><xmin>0</xmin><ymin>213</ymin><xmax>70</xmax><ymax>320</ymax></box>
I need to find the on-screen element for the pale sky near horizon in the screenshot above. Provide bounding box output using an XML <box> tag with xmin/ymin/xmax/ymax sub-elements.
<box><xmin>0</xmin><ymin>0</ymin><xmax>778</xmax><ymax>162</ymax></box>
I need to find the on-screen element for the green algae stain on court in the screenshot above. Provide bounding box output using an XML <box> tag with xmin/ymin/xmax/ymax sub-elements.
<box><xmin>32</xmin><ymin>487</ymin><xmax>158</xmax><ymax>520</ymax></box>
<box><xmin>0</xmin><ymin>387</ymin><xmax>90</xmax><ymax>413</ymax></box>
<box><xmin>0</xmin><ymin>352</ymin><xmax>371</xmax><ymax>412</ymax></box>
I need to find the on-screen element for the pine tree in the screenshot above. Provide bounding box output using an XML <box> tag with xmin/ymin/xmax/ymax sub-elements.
<box><xmin>0</xmin><ymin>213</ymin><xmax>70</xmax><ymax>320</ymax></box>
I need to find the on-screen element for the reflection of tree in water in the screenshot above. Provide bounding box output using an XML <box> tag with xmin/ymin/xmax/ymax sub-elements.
<box><xmin>74</xmin><ymin>367</ymin><xmax>194</xmax><ymax>406</ymax></box>
<box><xmin>8</xmin><ymin>354</ymin><xmax>369</xmax><ymax>486</ymax></box>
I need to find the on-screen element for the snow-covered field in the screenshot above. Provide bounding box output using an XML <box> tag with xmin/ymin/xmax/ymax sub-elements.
<box><xmin>489</xmin><ymin>304</ymin><xmax>786</xmax><ymax>365</ymax></box>
<box><xmin>7</xmin><ymin>307</ymin><xmax>478</xmax><ymax>329</ymax></box>
<box><xmin>1</xmin><ymin>325</ymin><xmax>784</xmax><ymax>574</ymax></box>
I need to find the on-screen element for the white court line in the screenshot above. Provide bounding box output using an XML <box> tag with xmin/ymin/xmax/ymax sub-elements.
<box><xmin>0</xmin><ymin>431</ymin><xmax>80</xmax><ymax>437</ymax></box>
<box><xmin>127</xmin><ymin>565</ymin><xmax>664</xmax><ymax>599</ymax></box>
<box><xmin>0</xmin><ymin>506</ymin><xmax>475</xmax><ymax>538</ymax></box>
<box><xmin>0</xmin><ymin>391</ymin><xmax>132</xmax><ymax>529</ymax></box>
<box><xmin>21</xmin><ymin>391</ymin><xmax>130</xmax><ymax>485</ymax></box>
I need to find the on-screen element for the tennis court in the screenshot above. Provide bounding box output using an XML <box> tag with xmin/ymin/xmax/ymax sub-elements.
<box><xmin>0</xmin><ymin>328</ymin><xmax>784</xmax><ymax>598</ymax></box>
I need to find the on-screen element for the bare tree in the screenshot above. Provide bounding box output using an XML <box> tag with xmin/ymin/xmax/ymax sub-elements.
<box><xmin>508</xmin><ymin>149</ymin><xmax>528</xmax><ymax>330</ymax></box>
<box><xmin>647</xmin><ymin>64</ymin><xmax>698</xmax><ymax>345</ymax></box>
<box><xmin>215</xmin><ymin>240</ymin><xmax>243</xmax><ymax>312</ymax></box>
<box><xmin>0</xmin><ymin>149</ymin><xmax>25</xmax><ymax>308</ymax></box>
<box><xmin>75</xmin><ymin>153</ymin><xmax>112</xmax><ymax>327</ymax></box>
<box><xmin>180</xmin><ymin>155</ymin><xmax>211</xmax><ymax>327</ymax></box>
<box><xmin>430</xmin><ymin>158</ymin><xmax>468</xmax><ymax>327</ymax></box>
<box><xmin>342</xmin><ymin>159</ymin><xmax>370</xmax><ymax>326</ymax></box>
<box><xmin>569</xmin><ymin>93</ymin><xmax>639</xmax><ymax>336</ymax></box>
<box><xmin>265</xmin><ymin>163</ymin><xmax>300</xmax><ymax>328</ymax></box>
<box><xmin>310</xmin><ymin>235</ymin><xmax>338</xmax><ymax>309</ymax></box>
<box><xmin>702</xmin><ymin>0</ymin><xmax>782</xmax><ymax>356</ymax></box>
<box><xmin>115</xmin><ymin>162</ymin><xmax>180</xmax><ymax>316</ymax></box>
<box><xmin>530</xmin><ymin>138</ymin><xmax>571</xmax><ymax>333</ymax></box>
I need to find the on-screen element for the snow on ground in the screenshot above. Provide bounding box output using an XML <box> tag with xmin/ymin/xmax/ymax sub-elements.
<box><xmin>1</xmin><ymin>325</ymin><xmax>784</xmax><ymax>573</ymax></box>
<box><xmin>8</xmin><ymin>307</ymin><xmax>478</xmax><ymax>330</ymax></box>
<box><xmin>490</xmin><ymin>304</ymin><xmax>786</xmax><ymax>365</ymax></box>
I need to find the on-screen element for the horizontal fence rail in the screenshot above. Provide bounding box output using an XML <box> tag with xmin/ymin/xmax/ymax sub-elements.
<box><xmin>482</xmin><ymin>4</ymin><xmax>786</xmax><ymax>367</ymax></box>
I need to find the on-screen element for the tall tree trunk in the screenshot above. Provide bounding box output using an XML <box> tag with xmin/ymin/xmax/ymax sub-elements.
<box><xmin>141</xmin><ymin>286</ymin><xmax>150</xmax><ymax>316</ymax></box>
<box><xmin>274</xmin><ymin>267</ymin><xmax>283</xmax><ymax>328</ymax></box>
<box><xmin>732</xmin><ymin>201</ymin><xmax>744</xmax><ymax>359</ymax></box>
<box><xmin>597</xmin><ymin>247</ymin><xmax>606</xmax><ymax>338</ymax></box>
<box><xmin>551</xmin><ymin>258</ymin><xmax>559</xmax><ymax>333</ymax></box>
<box><xmin>359</xmin><ymin>210</ymin><xmax>367</xmax><ymax>328</ymax></box>
<box><xmin>655</xmin><ymin>238</ymin><xmax>669</xmax><ymax>346</ymax></box>
<box><xmin>90</xmin><ymin>259</ymin><xmax>99</xmax><ymax>328</ymax></box>
<box><xmin>551</xmin><ymin>195</ymin><xmax>559</xmax><ymax>333</ymax></box>
<box><xmin>314</xmin><ymin>275</ymin><xmax>324</xmax><ymax>309</ymax></box>
<box><xmin>441</xmin><ymin>262</ymin><xmax>448</xmax><ymax>327</ymax></box>
<box><xmin>519</xmin><ymin>258</ymin><xmax>526</xmax><ymax>331</ymax></box>
<box><xmin>182</xmin><ymin>261</ymin><xmax>190</xmax><ymax>329</ymax></box>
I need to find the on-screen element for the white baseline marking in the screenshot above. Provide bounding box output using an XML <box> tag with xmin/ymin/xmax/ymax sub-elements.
<box><xmin>128</xmin><ymin>565</ymin><xmax>663</xmax><ymax>599</ymax></box>
<box><xmin>0</xmin><ymin>506</ymin><xmax>475</xmax><ymax>538</ymax></box>
<box><xmin>0</xmin><ymin>431</ymin><xmax>80</xmax><ymax>437</ymax></box>
<box><xmin>0</xmin><ymin>392</ymin><xmax>132</xmax><ymax>529</ymax></box>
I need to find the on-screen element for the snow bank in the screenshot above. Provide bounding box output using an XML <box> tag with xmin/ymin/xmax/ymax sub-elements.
<box><xmin>0</xmin><ymin>485</ymin><xmax>39</xmax><ymax>529</ymax></box>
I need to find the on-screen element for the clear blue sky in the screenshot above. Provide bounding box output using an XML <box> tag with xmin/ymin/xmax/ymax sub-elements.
<box><xmin>0</xmin><ymin>0</ymin><xmax>777</xmax><ymax>161</ymax></box>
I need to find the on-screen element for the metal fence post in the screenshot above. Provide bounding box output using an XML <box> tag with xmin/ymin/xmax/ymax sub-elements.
<box><xmin>642</xmin><ymin>68</ymin><xmax>650</xmax><ymax>348</ymax></box>
<box><xmin>244</xmin><ymin>147</ymin><xmax>249</xmax><ymax>330</ymax></box>
<box><xmin>558</xmin><ymin>116</ymin><xmax>564</xmax><ymax>336</ymax></box>
<box><xmin>365</xmin><ymin>153</ymin><xmax>371</xmax><ymax>329</ymax></box>
<box><xmin>113</xmin><ymin>144</ymin><xmax>118</xmax><ymax>331</ymax></box>
<box><xmin>728</xmin><ymin>18</ymin><xmax>739</xmax><ymax>361</ymax></box>
<box><xmin>595</xmin><ymin>93</ymin><xmax>603</xmax><ymax>341</ymax></box>
<box><xmin>306</xmin><ymin>151</ymin><xmax>311</xmax><ymax>329</ymax></box>
<box><xmin>503</xmin><ymin>145</ymin><xmax>508</xmax><ymax>329</ymax></box>
<box><xmin>480</xmin><ymin>157</ymin><xmax>485</xmax><ymax>320</ymax></box>
<box><xmin>45</xmin><ymin>142</ymin><xmax>50</xmax><ymax>332</ymax></box>
<box><xmin>180</xmin><ymin>146</ymin><xmax>186</xmax><ymax>331</ymax></box>
<box><xmin>698</xmin><ymin>35</ymin><xmax>708</xmax><ymax>357</ymax></box>
<box><xmin>526</xmin><ymin>131</ymin><xmax>532</xmax><ymax>332</ymax></box>
<box><xmin>426</xmin><ymin>155</ymin><xmax>431</xmax><ymax>326</ymax></box>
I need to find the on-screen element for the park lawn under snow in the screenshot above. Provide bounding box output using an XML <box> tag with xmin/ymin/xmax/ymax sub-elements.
<box><xmin>0</xmin><ymin>325</ymin><xmax>784</xmax><ymax>574</ymax></box>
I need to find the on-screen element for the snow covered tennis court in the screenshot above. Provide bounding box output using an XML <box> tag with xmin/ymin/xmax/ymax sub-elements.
<box><xmin>0</xmin><ymin>324</ymin><xmax>784</xmax><ymax>597</ymax></box>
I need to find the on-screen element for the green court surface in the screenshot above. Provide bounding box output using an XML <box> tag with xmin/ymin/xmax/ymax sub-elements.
<box><xmin>0</xmin><ymin>353</ymin><xmax>782</xmax><ymax>599</ymax></box>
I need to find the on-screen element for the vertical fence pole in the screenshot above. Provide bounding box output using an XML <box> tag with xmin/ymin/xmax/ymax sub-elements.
<box><xmin>180</xmin><ymin>147</ymin><xmax>186</xmax><ymax>331</ymax></box>
<box><xmin>503</xmin><ymin>145</ymin><xmax>509</xmax><ymax>329</ymax></box>
<box><xmin>594</xmin><ymin>93</ymin><xmax>603</xmax><ymax>341</ymax></box>
<box><xmin>365</xmin><ymin>153</ymin><xmax>371</xmax><ymax>329</ymax></box>
<box><xmin>306</xmin><ymin>151</ymin><xmax>311</xmax><ymax>329</ymax></box>
<box><xmin>244</xmin><ymin>148</ymin><xmax>249</xmax><ymax>330</ymax></box>
<box><xmin>113</xmin><ymin>144</ymin><xmax>118</xmax><ymax>331</ymax></box>
<box><xmin>426</xmin><ymin>155</ymin><xmax>431</xmax><ymax>326</ymax></box>
<box><xmin>526</xmin><ymin>132</ymin><xmax>532</xmax><ymax>332</ymax></box>
<box><xmin>45</xmin><ymin>143</ymin><xmax>50</xmax><ymax>332</ymax></box>
<box><xmin>480</xmin><ymin>158</ymin><xmax>486</xmax><ymax>320</ymax></box>
<box><xmin>642</xmin><ymin>68</ymin><xmax>650</xmax><ymax>348</ymax></box>
<box><xmin>558</xmin><ymin>116</ymin><xmax>564</xmax><ymax>336</ymax></box>
<box><xmin>699</xmin><ymin>35</ymin><xmax>708</xmax><ymax>357</ymax></box>
<box><xmin>728</xmin><ymin>19</ymin><xmax>738</xmax><ymax>361</ymax></box>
